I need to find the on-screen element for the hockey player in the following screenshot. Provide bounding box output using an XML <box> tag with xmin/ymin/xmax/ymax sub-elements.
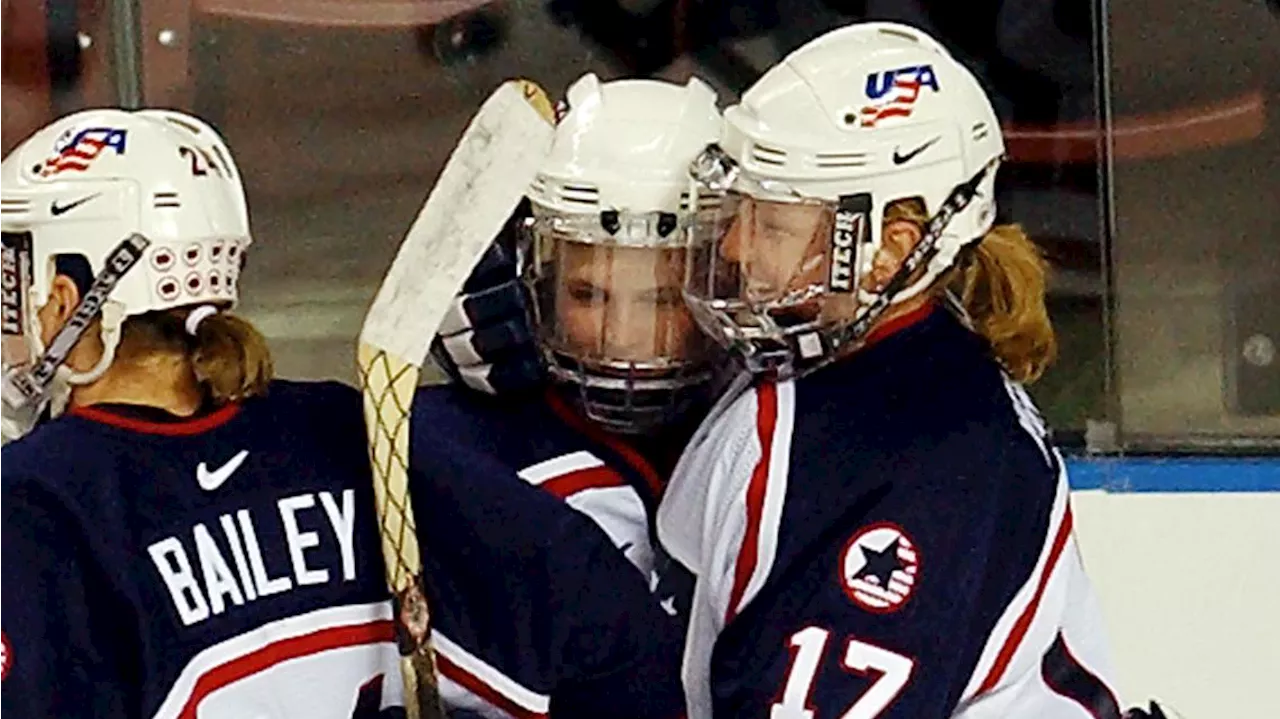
<box><xmin>1</xmin><ymin>110</ymin><xmax>402</xmax><ymax>718</ymax></box>
<box><xmin>405</xmin><ymin>72</ymin><xmax>721</xmax><ymax>718</ymax></box>
<box><xmin>657</xmin><ymin>22</ymin><xmax>1121</xmax><ymax>718</ymax></box>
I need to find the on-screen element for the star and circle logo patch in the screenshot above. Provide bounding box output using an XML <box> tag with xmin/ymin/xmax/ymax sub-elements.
<box><xmin>839</xmin><ymin>522</ymin><xmax>920</xmax><ymax>614</ymax></box>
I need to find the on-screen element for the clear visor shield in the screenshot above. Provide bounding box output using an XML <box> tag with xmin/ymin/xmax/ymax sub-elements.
<box><xmin>525</xmin><ymin>214</ymin><xmax>714</xmax><ymax>432</ymax></box>
<box><xmin>529</xmin><ymin>226</ymin><xmax>710</xmax><ymax>376</ymax></box>
<box><xmin>685</xmin><ymin>190</ymin><xmax>872</xmax><ymax>349</ymax></box>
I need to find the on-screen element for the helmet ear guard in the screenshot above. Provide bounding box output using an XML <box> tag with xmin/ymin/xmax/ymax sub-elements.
<box><xmin>3</xmin><ymin>233</ymin><xmax>149</xmax><ymax>411</ymax></box>
<box><xmin>822</xmin><ymin>159</ymin><xmax>1001</xmax><ymax>355</ymax></box>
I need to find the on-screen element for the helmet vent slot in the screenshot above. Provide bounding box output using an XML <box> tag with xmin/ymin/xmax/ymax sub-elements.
<box><xmin>209</xmin><ymin>144</ymin><xmax>236</xmax><ymax>180</ymax></box>
<box><xmin>1</xmin><ymin>199</ymin><xmax>31</xmax><ymax>216</ymax></box>
<box><xmin>153</xmin><ymin>191</ymin><xmax>181</xmax><ymax>209</ymax></box>
<box><xmin>558</xmin><ymin>183</ymin><xmax>599</xmax><ymax>207</ymax></box>
<box><xmin>750</xmin><ymin>143</ymin><xmax>787</xmax><ymax>166</ymax></box>
<box><xmin>878</xmin><ymin>27</ymin><xmax>920</xmax><ymax>43</ymax></box>
<box><xmin>680</xmin><ymin>191</ymin><xmax>723</xmax><ymax>211</ymax></box>
<box><xmin>815</xmin><ymin>151</ymin><xmax>869</xmax><ymax>168</ymax></box>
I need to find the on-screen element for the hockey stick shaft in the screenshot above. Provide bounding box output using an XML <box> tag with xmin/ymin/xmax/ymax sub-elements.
<box><xmin>358</xmin><ymin>79</ymin><xmax>555</xmax><ymax>719</ymax></box>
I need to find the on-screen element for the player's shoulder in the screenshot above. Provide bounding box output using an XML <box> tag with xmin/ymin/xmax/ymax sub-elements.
<box><xmin>693</xmin><ymin>377</ymin><xmax>789</xmax><ymax>455</ymax></box>
<box><xmin>263</xmin><ymin>377</ymin><xmax>359</xmax><ymax>403</ymax></box>
<box><xmin>410</xmin><ymin>410</ymin><xmax>606</xmax><ymax>561</ymax></box>
<box><xmin>1</xmin><ymin>417</ymin><xmax>90</xmax><ymax>484</ymax></box>
<box><xmin>1</xmin><ymin>416</ymin><xmax>122</xmax><ymax>531</ymax></box>
<box><xmin>412</xmin><ymin>383</ymin><xmax>545</xmax><ymax>476</ymax></box>
<box><xmin>254</xmin><ymin>378</ymin><xmax>362</xmax><ymax>419</ymax></box>
<box><xmin>408</xmin><ymin>385</ymin><xmax>646</xmax><ymax>538</ymax></box>
<box><xmin>410</xmin><ymin>382</ymin><xmax>485</xmax><ymax>426</ymax></box>
<box><xmin>661</xmin><ymin>377</ymin><xmax>788</xmax><ymax>566</ymax></box>
<box><xmin>240</xmin><ymin>378</ymin><xmax>366</xmax><ymax>444</ymax></box>
<box><xmin>410</xmin><ymin>381</ymin><xmax>535</xmax><ymax>425</ymax></box>
<box><xmin>799</xmin><ymin>310</ymin><xmax>1057</xmax><ymax>485</ymax></box>
<box><xmin>919</xmin><ymin>360</ymin><xmax>1062</xmax><ymax>498</ymax></box>
<box><xmin>409</xmin><ymin>383</ymin><xmax>579</xmax><ymax>469</ymax></box>
<box><xmin>411</xmin><ymin>383</ymin><xmax>511</xmax><ymax>464</ymax></box>
<box><xmin>781</xmin><ymin>312</ymin><xmax>1061</xmax><ymax>527</ymax></box>
<box><xmin>672</xmin><ymin>376</ymin><xmax>795</xmax><ymax>511</ymax></box>
<box><xmin>2</xmin><ymin>379</ymin><xmax>362</xmax><ymax>481</ymax></box>
<box><xmin>911</xmin><ymin>314</ymin><xmax>1055</xmax><ymax>465</ymax></box>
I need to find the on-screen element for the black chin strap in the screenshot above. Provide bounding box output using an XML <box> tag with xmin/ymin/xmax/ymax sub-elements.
<box><xmin>824</xmin><ymin>161</ymin><xmax>997</xmax><ymax>357</ymax></box>
<box><xmin>4</xmin><ymin>233</ymin><xmax>149</xmax><ymax>406</ymax></box>
<box><xmin>754</xmin><ymin>160</ymin><xmax>997</xmax><ymax>380</ymax></box>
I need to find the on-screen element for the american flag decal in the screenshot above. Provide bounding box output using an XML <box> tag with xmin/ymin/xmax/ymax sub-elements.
<box><xmin>840</xmin><ymin>522</ymin><xmax>921</xmax><ymax>614</ymax></box>
<box><xmin>40</xmin><ymin>127</ymin><xmax>128</xmax><ymax>176</ymax></box>
<box><xmin>859</xmin><ymin>65</ymin><xmax>940</xmax><ymax>128</ymax></box>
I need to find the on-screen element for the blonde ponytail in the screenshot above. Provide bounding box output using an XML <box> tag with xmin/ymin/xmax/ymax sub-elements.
<box><xmin>115</xmin><ymin>307</ymin><xmax>273</xmax><ymax>405</ymax></box>
<box><xmin>883</xmin><ymin>198</ymin><xmax>1058</xmax><ymax>384</ymax></box>
<box><xmin>189</xmin><ymin>311</ymin><xmax>273</xmax><ymax>403</ymax></box>
<box><xmin>950</xmin><ymin>224</ymin><xmax>1058</xmax><ymax>384</ymax></box>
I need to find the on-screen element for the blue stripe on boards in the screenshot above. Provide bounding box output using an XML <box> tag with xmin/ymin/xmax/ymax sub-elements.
<box><xmin>1065</xmin><ymin>456</ymin><xmax>1280</xmax><ymax>492</ymax></box>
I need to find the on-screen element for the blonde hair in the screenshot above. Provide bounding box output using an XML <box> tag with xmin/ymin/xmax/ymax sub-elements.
<box><xmin>884</xmin><ymin>198</ymin><xmax>1058</xmax><ymax>384</ymax></box>
<box><xmin>115</xmin><ymin>307</ymin><xmax>274</xmax><ymax>404</ymax></box>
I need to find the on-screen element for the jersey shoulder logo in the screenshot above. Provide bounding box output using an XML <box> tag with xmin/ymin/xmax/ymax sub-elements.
<box><xmin>197</xmin><ymin>449</ymin><xmax>250</xmax><ymax>491</ymax></box>
<box><xmin>839</xmin><ymin>522</ymin><xmax>921</xmax><ymax>614</ymax></box>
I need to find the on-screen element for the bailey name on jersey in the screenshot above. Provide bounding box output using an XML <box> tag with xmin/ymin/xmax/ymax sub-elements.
<box><xmin>148</xmin><ymin>489</ymin><xmax>361</xmax><ymax>627</ymax></box>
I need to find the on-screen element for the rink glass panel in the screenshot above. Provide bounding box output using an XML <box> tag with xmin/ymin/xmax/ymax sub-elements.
<box><xmin>3</xmin><ymin>0</ymin><xmax>1275</xmax><ymax>451</ymax></box>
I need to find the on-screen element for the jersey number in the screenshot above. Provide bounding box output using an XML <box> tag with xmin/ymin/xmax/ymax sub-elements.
<box><xmin>179</xmin><ymin>145</ymin><xmax>222</xmax><ymax>177</ymax></box>
<box><xmin>771</xmin><ymin>626</ymin><xmax>914</xmax><ymax>719</ymax></box>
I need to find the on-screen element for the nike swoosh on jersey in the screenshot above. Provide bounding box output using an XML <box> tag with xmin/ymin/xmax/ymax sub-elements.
<box><xmin>660</xmin><ymin>596</ymin><xmax>678</xmax><ymax>616</ymax></box>
<box><xmin>197</xmin><ymin>450</ymin><xmax>250</xmax><ymax>491</ymax></box>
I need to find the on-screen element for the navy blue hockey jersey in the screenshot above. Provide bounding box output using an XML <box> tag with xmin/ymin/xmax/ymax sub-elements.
<box><xmin>408</xmin><ymin>385</ymin><xmax>689</xmax><ymax>719</ymax></box>
<box><xmin>1</xmin><ymin>381</ymin><xmax>401</xmax><ymax>719</ymax></box>
<box><xmin>658</xmin><ymin>306</ymin><xmax>1117</xmax><ymax>719</ymax></box>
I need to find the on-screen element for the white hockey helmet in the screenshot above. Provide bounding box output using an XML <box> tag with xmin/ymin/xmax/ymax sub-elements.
<box><xmin>522</xmin><ymin>72</ymin><xmax>723</xmax><ymax>433</ymax></box>
<box><xmin>1</xmin><ymin>108</ymin><xmax>251</xmax><ymax>386</ymax></box>
<box><xmin>685</xmin><ymin>21</ymin><xmax>1005</xmax><ymax>375</ymax></box>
